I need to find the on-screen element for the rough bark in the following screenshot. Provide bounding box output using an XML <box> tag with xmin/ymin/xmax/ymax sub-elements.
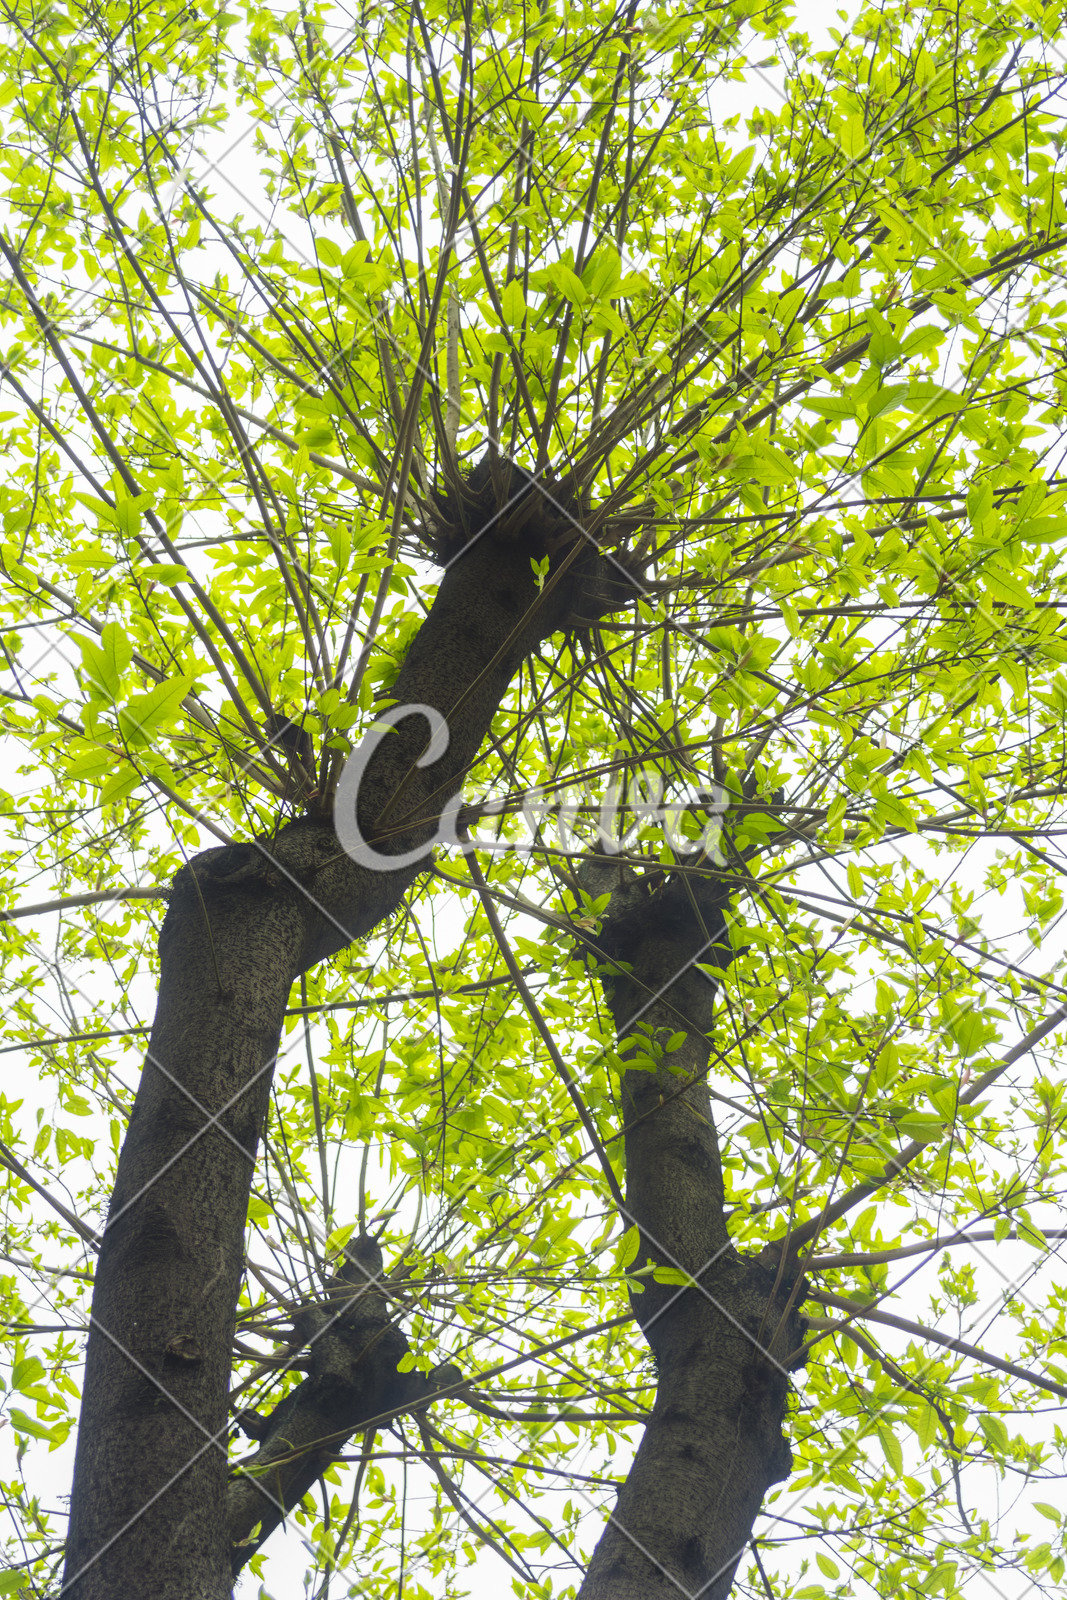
<box><xmin>577</xmin><ymin>867</ymin><xmax>807</xmax><ymax>1600</ymax></box>
<box><xmin>62</xmin><ymin>513</ymin><xmax>637</xmax><ymax>1600</ymax></box>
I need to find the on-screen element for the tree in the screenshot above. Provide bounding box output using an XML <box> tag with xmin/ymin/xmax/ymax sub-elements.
<box><xmin>2</xmin><ymin>0</ymin><xmax>1067</xmax><ymax>1594</ymax></box>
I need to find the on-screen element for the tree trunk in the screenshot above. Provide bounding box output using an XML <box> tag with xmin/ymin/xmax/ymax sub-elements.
<box><xmin>63</xmin><ymin>493</ymin><xmax>800</xmax><ymax>1599</ymax></box>
<box><xmin>577</xmin><ymin>869</ymin><xmax>807</xmax><ymax>1600</ymax></box>
<box><xmin>63</xmin><ymin>520</ymin><xmax>635</xmax><ymax>1600</ymax></box>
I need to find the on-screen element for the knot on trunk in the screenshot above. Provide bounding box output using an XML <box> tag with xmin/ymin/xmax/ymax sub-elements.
<box><xmin>427</xmin><ymin>454</ymin><xmax>589</xmax><ymax>559</ymax></box>
<box><xmin>585</xmin><ymin>866</ymin><xmax>730</xmax><ymax>972</ymax></box>
<box><xmin>425</xmin><ymin>453</ymin><xmax>645</xmax><ymax>628</ymax></box>
<box><xmin>649</xmin><ymin>1249</ymin><xmax>809</xmax><ymax>1492</ymax></box>
<box><xmin>228</xmin><ymin>1234</ymin><xmax>461</xmax><ymax>1573</ymax></box>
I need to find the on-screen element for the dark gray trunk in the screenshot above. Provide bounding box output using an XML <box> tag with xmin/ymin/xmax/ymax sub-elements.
<box><xmin>63</xmin><ymin>498</ymin><xmax>799</xmax><ymax>1599</ymax></box>
<box><xmin>577</xmin><ymin>870</ymin><xmax>807</xmax><ymax>1600</ymax></box>
<box><xmin>61</xmin><ymin>875</ymin><xmax>301</xmax><ymax>1600</ymax></box>
<box><xmin>63</xmin><ymin>526</ymin><xmax>634</xmax><ymax>1600</ymax></box>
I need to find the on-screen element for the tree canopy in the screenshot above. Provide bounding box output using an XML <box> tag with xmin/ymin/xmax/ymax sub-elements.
<box><xmin>3</xmin><ymin>0</ymin><xmax>1067</xmax><ymax>1595</ymax></box>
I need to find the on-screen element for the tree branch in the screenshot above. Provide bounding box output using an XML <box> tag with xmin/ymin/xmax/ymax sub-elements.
<box><xmin>228</xmin><ymin>1235</ymin><xmax>459</xmax><ymax>1572</ymax></box>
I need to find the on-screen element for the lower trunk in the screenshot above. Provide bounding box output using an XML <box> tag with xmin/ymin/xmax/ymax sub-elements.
<box><xmin>63</xmin><ymin>873</ymin><xmax>302</xmax><ymax>1600</ymax></box>
<box><xmin>578</xmin><ymin>1255</ymin><xmax>801</xmax><ymax>1600</ymax></box>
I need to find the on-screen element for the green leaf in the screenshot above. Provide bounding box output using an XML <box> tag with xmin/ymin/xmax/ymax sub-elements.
<box><xmin>583</xmin><ymin>248</ymin><xmax>622</xmax><ymax>300</ymax></box>
<box><xmin>877</xmin><ymin>1422</ymin><xmax>903</xmax><ymax>1473</ymax></box>
<box><xmin>615</xmin><ymin>1224</ymin><xmax>641</xmax><ymax>1270</ymax></box>
<box><xmin>140</xmin><ymin>563</ymin><xmax>189</xmax><ymax>586</ymax></box>
<box><xmin>651</xmin><ymin>1266</ymin><xmax>693</xmax><ymax>1287</ymax></box>
<box><xmin>1015</xmin><ymin>517</ymin><xmax>1064</xmax><ymax>545</ymax></box>
<box><xmin>978</xmin><ymin>1413</ymin><xmax>1009</xmax><ymax>1453</ymax></box>
<box><xmin>912</xmin><ymin>1403</ymin><xmax>939</xmax><ymax>1451</ymax></box>
<box><xmin>77</xmin><ymin>624</ymin><xmax>133</xmax><ymax>702</ymax></box>
<box><xmin>3</xmin><ymin>8</ymin><xmax>1067</xmax><ymax>1595</ymax></box>
<box><xmin>945</xmin><ymin>1003</ymin><xmax>997</xmax><ymax>1059</ymax></box>
<box><xmin>1015</xmin><ymin>1214</ymin><xmax>1049</xmax><ymax>1251</ymax></box>
<box><xmin>116</xmin><ymin>675</ymin><xmax>196</xmax><ymax>746</ymax></box>
<box><xmin>8</xmin><ymin>1406</ymin><xmax>55</xmax><ymax>1441</ymax></box>
<box><xmin>545</xmin><ymin>261</ymin><xmax>587</xmax><ymax>304</ymax></box>
<box><xmin>66</xmin><ymin>742</ymin><xmax>117</xmax><ymax>781</ymax></box>
<box><xmin>499</xmin><ymin>278</ymin><xmax>526</xmax><ymax>326</ymax></box>
<box><xmin>100</xmin><ymin>764</ymin><xmax>141</xmax><ymax>806</ymax></box>
<box><xmin>12</xmin><ymin>1356</ymin><xmax>44</xmax><ymax>1390</ymax></box>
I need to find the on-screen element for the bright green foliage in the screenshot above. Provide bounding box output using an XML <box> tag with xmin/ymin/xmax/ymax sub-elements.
<box><xmin>2</xmin><ymin>0</ymin><xmax>1067</xmax><ymax>1595</ymax></box>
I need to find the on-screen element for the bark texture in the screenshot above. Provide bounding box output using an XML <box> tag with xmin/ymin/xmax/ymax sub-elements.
<box><xmin>63</xmin><ymin>513</ymin><xmax>637</xmax><ymax>1600</ymax></box>
<box><xmin>577</xmin><ymin>867</ymin><xmax>807</xmax><ymax>1600</ymax></box>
